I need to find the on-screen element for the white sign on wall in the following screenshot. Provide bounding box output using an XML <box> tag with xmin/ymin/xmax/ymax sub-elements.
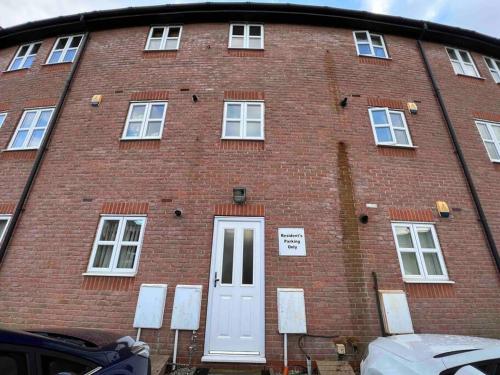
<box><xmin>278</xmin><ymin>228</ymin><xmax>306</xmax><ymax>256</ymax></box>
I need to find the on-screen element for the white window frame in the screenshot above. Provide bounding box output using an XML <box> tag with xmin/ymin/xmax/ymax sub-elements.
<box><xmin>353</xmin><ymin>31</ymin><xmax>388</xmax><ymax>58</ymax></box>
<box><xmin>391</xmin><ymin>222</ymin><xmax>449</xmax><ymax>282</ymax></box>
<box><xmin>86</xmin><ymin>215</ymin><xmax>147</xmax><ymax>277</ymax></box>
<box><xmin>368</xmin><ymin>107</ymin><xmax>413</xmax><ymax>147</ymax></box>
<box><xmin>145</xmin><ymin>25</ymin><xmax>183</xmax><ymax>51</ymax></box>
<box><xmin>0</xmin><ymin>215</ymin><xmax>11</xmax><ymax>244</ymax></box>
<box><xmin>446</xmin><ymin>47</ymin><xmax>480</xmax><ymax>77</ymax></box>
<box><xmin>8</xmin><ymin>107</ymin><xmax>55</xmax><ymax>150</ymax></box>
<box><xmin>228</xmin><ymin>24</ymin><xmax>264</xmax><ymax>49</ymax></box>
<box><xmin>222</xmin><ymin>101</ymin><xmax>265</xmax><ymax>140</ymax></box>
<box><xmin>484</xmin><ymin>56</ymin><xmax>500</xmax><ymax>83</ymax></box>
<box><xmin>122</xmin><ymin>101</ymin><xmax>168</xmax><ymax>140</ymax></box>
<box><xmin>0</xmin><ymin>113</ymin><xmax>7</xmax><ymax>128</ymax></box>
<box><xmin>46</xmin><ymin>34</ymin><xmax>84</xmax><ymax>64</ymax></box>
<box><xmin>7</xmin><ymin>42</ymin><xmax>41</xmax><ymax>71</ymax></box>
<box><xmin>475</xmin><ymin>120</ymin><xmax>500</xmax><ymax>163</ymax></box>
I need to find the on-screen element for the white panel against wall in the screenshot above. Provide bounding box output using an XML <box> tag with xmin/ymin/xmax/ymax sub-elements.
<box><xmin>379</xmin><ymin>290</ymin><xmax>414</xmax><ymax>334</ymax></box>
<box><xmin>277</xmin><ymin>288</ymin><xmax>307</xmax><ymax>334</ymax></box>
<box><xmin>171</xmin><ymin>285</ymin><xmax>203</xmax><ymax>330</ymax></box>
<box><xmin>133</xmin><ymin>284</ymin><xmax>168</xmax><ymax>329</ymax></box>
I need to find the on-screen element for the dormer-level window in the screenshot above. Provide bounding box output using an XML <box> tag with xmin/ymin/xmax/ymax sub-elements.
<box><xmin>353</xmin><ymin>31</ymin><xmax>388</xmax><ymax>58</ymax></box>
<box><xmin>46</xmin><ymin>35</ymin><xmax>83</xmax><ymax>64</ymax></box>
<box><xmin>475</xmin><ymin>120</ymin><xmax>500</xmax><ymax>162</ymax></box>
<box><xmin>446</xmin><ymin>47</ymin><xmax>480</xmax><ymax>78</ymax></box>
<box><xmin>229</xmin><ymin>24</ymin><xmax>264</xmax><ymax>49</ymax></box>
<box><xmin>145</xmin><ymin>26</ymin><xmax>182</xmax><ymax>50</ymax></box>
<box><xmin>484</xmin><ymin>57</ymin><xmax>500</xmax><ymax>83</ymax></box>
<box><xmin>8</xmin><ymin>42</ymin><xmax>41</xmax><ymax>71</ymax></box>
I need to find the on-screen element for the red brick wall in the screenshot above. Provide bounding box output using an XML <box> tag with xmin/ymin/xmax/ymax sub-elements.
<box><xmin>0</xmin><ymin>22</ymin><xmax>498</xmax><ymax>368</ymax></box>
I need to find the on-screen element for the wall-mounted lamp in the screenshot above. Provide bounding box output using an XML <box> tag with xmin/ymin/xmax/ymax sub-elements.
<box><xmin>233</xmin><ymin>187</ymin><xmax>246</xmax><ymax>205</ymax></box>
<box><xmin>340</xmin><ymin>97</ymin><xmax>348</xmax><ymax>108</ymax></box>
<box><xmin>91</xmin><ymin>95</ymin><xmax>102</xmax><ymax>107</ymax></box>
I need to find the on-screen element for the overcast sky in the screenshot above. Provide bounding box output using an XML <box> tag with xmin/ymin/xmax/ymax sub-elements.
<box><xmin>1</xmin><ymin>0</ymin><xmax>499</xmax><ymax>38</ymax></box>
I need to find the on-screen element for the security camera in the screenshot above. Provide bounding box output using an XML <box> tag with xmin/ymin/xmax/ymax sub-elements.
<box><xmin>174</xmin><ymin>209</ymin><xmax>182</xmax><ymax>217</ymax></box>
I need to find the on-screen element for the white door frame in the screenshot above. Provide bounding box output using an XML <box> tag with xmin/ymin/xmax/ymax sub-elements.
<box><xmin>202</xmin><ymin>216</ymin><xmax>266</xmax><ymax>364</ymax></box>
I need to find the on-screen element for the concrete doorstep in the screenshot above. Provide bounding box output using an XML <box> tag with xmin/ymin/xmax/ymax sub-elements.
<box><xmin>316</xmin><ymin>361</ymin><xmax>355</xmax><ymax>375</ymax></box>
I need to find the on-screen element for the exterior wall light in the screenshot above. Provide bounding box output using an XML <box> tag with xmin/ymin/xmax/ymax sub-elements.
<box><xmin>233</xmin><ymin>187</ymin><xmax>246</xmax><ymax>205</ymax></box>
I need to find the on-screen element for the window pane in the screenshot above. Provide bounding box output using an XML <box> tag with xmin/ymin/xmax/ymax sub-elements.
<box><xmin>0</xmin><ymin>351</ymin><xmax>29</xmax><ymax>375</ymax></box>
<box><xmin>374</xmin><ymin>47</ymin><xmax>386</xmax><ymax>58</ymax></box>
<box><xmin>93</xmin><ymin>245</ymin><xmax>113</xmax><ymax>268</ymax></box>
<box><xmin>100</xmin><ymin>220</ymin><xmax>119</xmax><ymax>241</ymax></box>
<box><xmin>463</xmin><ymin>64</ymin><xmax>476</xmax><ymax>76</ymax></box>
<box><xmin>358</xmin><ymin>43</ymin><xmax>371</xmax><ymax>55</ymax></box>
<box><xmin>225</xmin><ymin>121</ymin><xmax>241</xmax><ymax>137</ymax></box>
<box><xmin>151</xmin><ymin>28</ymin><xmax>164</xmax><ymax>38</ymax></box>
<box><xmin>168</xmin><ymin>27</ymin><xmax>180</xmax><ymax>38</ymax></box>
<box><xmin>227</xmin><ymin>104</ymin><xmax>241</xmax><ymax>118</ymax></box>
<box><xmin>390</xmin><ymin>113</ymin><xmax>404</xmax><ymax>128</ymax></box>
<box><xmin>371</xmin><ymin>110</ymin><xmax>388</xmax><ymax>125</ymax></box>
<box><xmin>459</xmin><ymin>51</ymin><xmax>471</xmax><ymax>63</ymax></box>
<box><xmin>396</xmin><ymin>226</ymin><xmax>414</xmax><ymax>248</ymax></box>
<box><xmin>62</xmin><ymin>49</ymin><xmax>76</xmax><ymax>62</ymax></box>
<box><xmin>0</xmin><ymin>114</ymin><xmax>6</xmax><ymax>127</ymax></box>
<box><xmin>246</xmin><ymin>121</ymin><xmax>262</xmax><ymax>138</ymax></box>
<box><xmin>248</xmin><ymin>38</ymin><xmax>262</xmax><ymax>49</ymax></box>
<box><xmin>232</xmin><ymin>25</ymin><xmax>245</xmax><ymax>36</ymax></box>
<box><xmin>11</xmin><ymin>58</ymin><xmax>23</xmax><ymax>70</ymax></box>
<box><xmin>55</xmin><ymin>38</ymin><xmax>68</xmax><ymax>50</ymax></box>
<box><xmin>149</xmin><ymin>104</ymin><xmax>165</xmax><ymax>119</ymax></box>
<box><xmin>485</xmin><ymin>142</ymin><xmax>500</xmax><ymax>160</ymax></box>
<box><xmin>492</xmin><ymin>71</ymin><xmax>500</xmax><ymax>83</ymax></box>
<box><xmin>446</xmin><ymin>48</ymin><xmax>458</xmax><ymax>60</ymax></box>
<box><xmin>355</xmin><ymin>32</ymin><xmax>368</xmax><ymax>42</ymax></box>
<box><xmin>41</xmin><ymin>355</ymin><xmax>92</xmax><ymax>375</ymax></box>
<box><xmin>18</xmin><ymin>45</ymin><xmax>29</xmax><ymax>56</ymax></box>
<box><xmin>12</xmin><ymin>131</ymin><xmax>28</xmax><ymax>148</ymax></box>
<box><xmin>452</xmin><ymin>61</ymin><xmax>464</xmax><ymax>74</ymax></box>
<box><xmin>231</xmin><ymin>37</ymin><xmax>244</xmax><ymax>48</ymax></box>
<box><xmin>70</xmin><ymin>36</ymin><xmax>82</xmax><ymax>48</ymax></box>
<box><xmin>165</xmin><ymin>39</ymin><xmax>178</xmax><ymax>49</ymax></box>
<box><xmin>242</xmin><ymin>229</ymin><xmax>254</xmax><ymax>285</ymax></box>
<box><xmin>375</xmin><ymin>127</ymin><xmax>393</xmax><ymax>143</ymax></box>
<box><xmin>22</xmin><ymin>55</ymin><xmax>35</xmax><ymax>68</ymax></box>
<box><xmin>491</xmin><ymin>126</ymin><xmax>500</xmax><ymax>141</ymax></box>
<box><xmin>485</xmin><ymin>58</ymin><xmax>495</xmax><ymax>69</ymax></box>
<box><xmin>31</xmin><ymin>43</ymin><xmax>41</xmax><ymax>54</ymax></box>
<box><xmin>126</xmin><ymin>122</ymin><xmax>142</xmax><ymax>137</ymax></box>
<box><xmin>423</xmin><ymin>253</ymin><xmax>443</xmax><ymax>275</ymax></box>
<box><xmin>131</xmin><ymin>105</ymin><xmax>146</xmax><ymax>120</ymax></box>
<box><xmin>477</xmin><ymin>123</ymin><xmax>493</xmax><ymax>140</ymax></box>
<box><xmin>117</xmin><ymin>245</ymin><xmax>137</xmax><ymax>269</ymax></box>
<box><xmin>394</xmin><ymin>129</ymin><xmax>410</xmax><ymax>145</ymax></box>
<box><xmin>246</xmin><ymin>104</ymin><xmax>261</xmax><ymax>119</ymax></box>
<box><xmin>0</xmin><ymin>220</ymin><xmax>8</xmax><ymax>237</ymax></box>
<box><xmin>122</xmin><ymin>219</ymin><xmax>143</xmax><ymax>242</ymax></box>
<box><xmin>48</xmin><ymin>51</ymin><xmax>62</xmax><ymax>64</ymax></box>
<box><xmin>417</xmin><ymin>227</ymin><xmax>436</xmax><ymax>248</ymax></box>
<box><xmin>371</xmin><ymin>35</ymin><xmax>383</xmax><ymax>46</ymax></box>
<box><xmin>221</xmin><ymin>229</ymin><xmax>234</xmax><ymax>284</ymax></box>
<box><xmin>20</xmin><ymin>112</ymin><xmax>36</xmax><ymax>129</ymax></box>
<box><xmin>27</xmin><ymin>129</ymin><xmax>45</xmax><ymax>148</ymax></box>
<box><xmin>148</xmin><ymin>39</ymin><xmax>162</xmax><ymax>50</ymax></box>
<box><xmin>146</xmin><ymin>121</ymin><xmax>162</xmax><ymax>137</ymax></box>
<box><xmin>36</xmin><ymin>110</ymin><xmax>53</xmax><ymax>128</ymax></box>
<box><xmin>249</xmin><ymin>26</ymin><xmax>261</xmax><ymax>36</ymax></box>
<box><xmin>401</xmin><ymin>252</ymin><xmax>421</xmax><ymax>275</ymax></box>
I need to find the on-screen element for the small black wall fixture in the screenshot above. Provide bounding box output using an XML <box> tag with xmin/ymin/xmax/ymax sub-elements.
<box><xmin>174</xmin><ymin>209</ymin><xmax>183</xmax><ymax>217</ymax></box>
<box><xmin>192</xmin><ymin>94</ymin><xmax>198</xmax><ymax>103</ymax></box>
<box><xmin>359</xmin><ymin>214</ymin><xmax>369</xmax><ymax>224</ymax></box>
<box><xmin>233</xmin><ymin>187</ymin><xmax>246</xmax><ymax>205</ymax></box>
<box><xmin>0</xmin><ymin>21</ymin><xmax>89</xmax><ymax>266</ymax></box>
<box><xmin>340</xmin><ymin>97</ymin><xmax>348</xmax><ymax>107</ymax></box>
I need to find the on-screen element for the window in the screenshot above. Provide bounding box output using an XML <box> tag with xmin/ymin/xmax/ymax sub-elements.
<box><xmin>475</xmin><ymin>120</ymin><xmax>500</xmax><ymax>162</ymax></box>
<box><xmin>353</xmin><ymin>31</ymin><xmax>388</xmax><ymax>58</ymax></box>
<box><xmin>7</xmin><ymin>42</ymin><xmax>41</xmax><ymax>71</ymax></box>
<box><xmin>8</xmin><ymin>108</ymin><xmax>55</xmax><ymax>150</ymax></box>
<box><xmin>145</xmin><ymin>26</ymin><xmax>182</xmax><ymax>50</ymax></box>
<box><xmin>484</xmin><ymin>56</ymin><xmax>500</xmax><ymax>83</ymax></box>
<box><xmin>87</xmin><ymin>216</ymin><xmax>146</xmax><ymax>276</ymax></box>
<box><xmin>122</xmin><ymin>102</ymin><xmax>167</xmax><ymax>140</ymax></box>
<box><xmin>0</xmin><ymin>113</ymin><xmax>7</xmax><ymax>128</ymax></box>
<box><xmin>222</xmin><ymin>101</ymin><xmax>264</xmax><ymax>139</ymax></box>
<box><xmin>368</xmin><ymin>108</ymin><xmax>413</xmax><ymax>147</ymax></box>
<box><xmin>391</xmin><ymin>223</ymin><xmax>448</xmax><ymax>282</ymax></box>
<box><xmin>229</xmin><ymin>24</ymin><xmax>264</xmax><ymax>49</ymax></box>
<box><xmin>46</xmin><ymin>35</ymin><xmax>83</xmax><ymax>64</ymax></box>
<box><xmin>0</xmin><ymin>216</ymin><xmax>11</xmax><ymax>244</ymax></box>
<box><xmin>446</xmin><ymin>47</ymin><xmax>480</xmax><ymax>77</ymax></box>
<box><xmin>0</xmin><ymin>351</ymin><xmax>29</xmax><ymax>375</ymax></box>
<box><xmin>41</xmin><ymin>354</ymin><xmax>95</xmax><ymax>375</ymax></box>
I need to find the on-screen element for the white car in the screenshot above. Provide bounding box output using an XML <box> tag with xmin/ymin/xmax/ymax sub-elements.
<box><xmin>361</xmin><ymin>334</ymin><xmax>500</xmax><ymax>375</ymax></box>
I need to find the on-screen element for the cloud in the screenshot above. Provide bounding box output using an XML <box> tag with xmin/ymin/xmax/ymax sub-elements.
<box><xmin>361</xmin><ymin>0</ymin><xmax>395</xmax><ymax>15</ymax></box>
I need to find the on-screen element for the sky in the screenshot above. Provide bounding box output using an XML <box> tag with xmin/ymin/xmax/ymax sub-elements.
<box><xmin>0</xmin><ymin>0</ymin><xmax>499</xmax><ymax>38</ymax></box>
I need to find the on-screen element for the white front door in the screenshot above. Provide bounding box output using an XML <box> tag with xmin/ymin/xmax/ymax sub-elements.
<box><xmin>203</xmin><ymin>217</ymin><xmax>265</xmax><ymax>363</ymax></box>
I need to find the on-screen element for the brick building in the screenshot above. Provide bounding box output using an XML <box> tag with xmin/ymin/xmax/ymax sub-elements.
<box><xmin>0</xmin><ymin>3</ymin><xmax>499</xmax><ymax>369</ymax></box>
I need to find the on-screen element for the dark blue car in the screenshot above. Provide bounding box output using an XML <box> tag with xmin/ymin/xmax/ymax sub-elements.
<box><xmin>0</xmin><ymin>328</ymin><xmax>151</xmax><ymax>375</ymax></box>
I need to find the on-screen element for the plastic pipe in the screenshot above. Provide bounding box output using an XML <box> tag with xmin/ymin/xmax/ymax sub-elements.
<box><xmin>173</xmin><ymin>329</ymin><xmax>179</xmax><ymax>370</ymax></box>
<box><xmin>283</xmin><ymin>333</ymin><xmax>288</xmax><ymax>375</ymax></box>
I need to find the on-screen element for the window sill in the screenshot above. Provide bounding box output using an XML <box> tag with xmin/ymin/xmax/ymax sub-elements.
<box><xmin>2</xmin><ymin>147</ymin><xmax>39</xmax><ymax>152</ymax></box>
<box><xmin>42</xmin><ymin>62</ymin><xmax>73</xmax><ymax>66</ymax></box>
<box><xmin>228</xmin><ymin>47</ymin><xmax>264</xmax><ymax>51</ymax></box>
<box><xmin>1</xmin><ymin>68</ymin><xmax>29</xmax><ymax>74</ymax></box>
<box><xmin>120</xmin><ymin>137</ymin><xmax>162</xmax><ymax>142</ymax></box>
<box><xmin>403</xmin><ymin>279</ymin><xmax>455</xmax><ymax>284</ymax></box>
<box><xmin>456</xmin><ymin>73</ymin><xmax>485</xmax><ymax>80</ymax></box>
<box><xmin>377</xmin><ymin>144</ymin><xmax>418</xmax><ymax>149</ymax></box>
<box><xmin>221</xmin><ymin>137</ymin><xmax>264</xmax><ymax>141</ymax></box>
<box><xmin>82</xmin><ymin>272</ymin><xmax>136</xmax><ymax>278</ymax></box>
<box><xmin>358</xmin><ymin>54</ymin><xmax>392</xmax><ymax>60</ymax></box>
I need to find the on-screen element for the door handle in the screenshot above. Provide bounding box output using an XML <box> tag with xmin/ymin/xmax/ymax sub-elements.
<box><xmin>214</xmin><ymin>272</ymin><xmax>220</xmax><ymax>288</ymax></box>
